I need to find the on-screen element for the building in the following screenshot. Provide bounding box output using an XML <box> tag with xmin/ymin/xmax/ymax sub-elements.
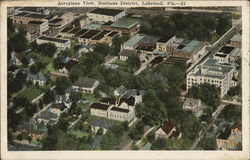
<box><xmin>16</xmin><ymin>7</ymin><xmax>50</xmax><ymax>15</ymax></box>
<box><xmin>36</xmin><ymin>110</ymin><xmax>59</xmax><ymax>125</ymax></box>
<box><xmin>48</xmin><ymin>18</ymin><xmax>64</xmax><ymax>27</ymax></box>
<box><xmin>156</xmin><ymin>35</ymin><xmax>176</xmax><ymax>52</ymax></box>
<box><xmin>49</xmin><ymin>103</ymin><xmax>68</xmax><ymax>115</ymax></box>
<box><xmin>102</xmin><ymin>18</ymin><xmax>140</xmax><ymax>36</ymax></box>
<box><xmin>10</xmin><ymin>51</ymin><xmax>34</xmax><ymax>66</ymax></box>
<box><xmin>12</xmin><ymin>12</ymin><xmax>51</xmax><ymax>25</ymax></box>
<box><xmin>119</xmin><ymin>50</ymin><xmax>135</xmax><ymax>61</ymax></box>
<box><xmin>60</xmin><ymin>12</ymin><xmax>75</xmax><ymax>25</ymax></box>
<box><xmin>155</xmin><ymin>120</ymin><xmax>182</xmax><ymax>139</ymax></box>
<box><xmin>230</xmin><ymin>34</ymin><xmax>241</xmax><ymax>48</ymax></box>
<box><xmin>36</xmin><ymin>36</ymin><xmax>71</xmax><ymax>50</ymax></box>
<box><xmin>26</xmin><ymin>72</ymin><xmax>47</xmax><ymax>86</ymax></box>
<box><xmin>113</xmin><ymin>85</ymin><xmax>127</xmax><ymax>97</ymax></box>
<box><xmin>87</xmin><ymin>8</ymin><xmax>125</xmax><ymax>22</ymax></box>
<box><xmin>213</xmin><ymin>46</ymin><xmax>240</xmax><ymax>64</ymax></box>
<box><xmin>216</xmin><ymin>121</ymin><xmax>242</xmax><ymax>150</ymax></box>
<box><xmin>187</xmin><ymin>58</ymin><xmax>236</xmax><ymax>97</ymax></box>
<box><xmin>58</xmin><ymin>60</ymin><xmax>78</xmax><ymax>75</ymax></box>
<box><xmin>183</xmin><ymin>98</ymin><xmax>203</xmax><ymax>117</ymax></box>
<box><xmin>173</xmin><ymin>40</ymin><xmax>208</xmax><ymax>64</ymax></box>
<box><xmin>121</xmin><ymin>34</ymin><xmax>145</xmax><ymax>50</ymax></box>
<box><xmin>27</xmin><ymin>20</ymin><xmax>49</xmax><ymax>35</ymax></box>
<box><xmin>90</xmin><ymin>93</ymin><xmax>141</xmax><ymax>122</ymax></box>
<box><xmin>72</xmin><ymin>77</ymin><xmax>100</xmax><ymax>93</ymax></box>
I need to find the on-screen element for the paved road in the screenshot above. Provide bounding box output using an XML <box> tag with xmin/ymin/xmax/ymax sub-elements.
<box><xmin>134</xmin><ymin>56</ymin><xmax>155</xmax><ymax>75</ymax></box>
<box><xmin>190</xmin><ymin>105</ymin><xmax>225</xmax><ymax>150</ymax></box>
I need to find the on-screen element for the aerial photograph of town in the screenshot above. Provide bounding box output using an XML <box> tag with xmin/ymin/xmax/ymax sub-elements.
<box><xmin>7</xmin><ymin>6</ymin><xmax>242</xmax><ymax>151</ymax></box>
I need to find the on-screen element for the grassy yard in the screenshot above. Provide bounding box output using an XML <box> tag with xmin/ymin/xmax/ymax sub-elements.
<box><xmin>68</xmin><ymin>130</ymin><xmax>88</xmax><ymax>138</ymax></box>
<box><xmin>15</xmin><ymin>87</ymin><xmax>43</xmax><ymax>101</ymax></box>
<box><xmin>46</xmin><ymin>63</ymin><xmax>57</xmax><ymax>73</ymax></box>
<box><xmin>82</xmin><ymin>93</ymin><xmax>99</xmax><ymax>103</ymax></box>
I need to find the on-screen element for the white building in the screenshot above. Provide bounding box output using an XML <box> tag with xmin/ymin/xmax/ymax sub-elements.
<box><xmin>36</xmin><ymin>36</ymin><xmax>71</xmax><ymax>50</ymax></box>
<box><xmin>72</xmin><ymin>77</ymin><xmax>100</xmax><ymax>93</ymax></box>
<box><xmin>187</xmin><ymin>58</ymin><xmax>236</xmax><ymax>97</ymax></box>
<box><xmin>87</xmin><ymin>8</ymin><xmax>125</xmax><ymax>23</ymax></box>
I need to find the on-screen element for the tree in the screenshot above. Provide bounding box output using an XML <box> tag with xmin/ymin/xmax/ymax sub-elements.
<box><xmin>70</xmin><ymin>92</ymin><xmax>83</xmax><ymax>102</ymax></box>
<box><xmin>94</xmin><ymin>43</ymin><xmax>112</xmax><ymax>58</ymax></box>
<box><xmin>127</xmin><ymin>53</ymin><xmax>141</xmax><ymax>69</ymax></box>
<box><xmin>111</xmin><ymin>35</ymin><xmax>129</xmax><ymax>56</ymax></box>
<box><xmin>146</xmin><ymin>131</ymin><xmax>155</xmax><ymax>143</ymax></box>
<box><xmin>8</xmin><ymin>32</ymin><xmax>28</xmax><ymax>52</ymax></box>
<box><xmin>43</xmin><ymin>90</ymin><xmax>55</xmax><ymax>104</ymax></box>
<box><xmin>219</xmin><ymin>104</ymin><xmax>241</xmax><ymax>122</ymax></box>
<box><xmin>227</xmin><ymin>85</ymin><xmax>241</xmax><ymax>96</ymax></box>
<box><xmin>200</xmin><ymin>106</ymin><xmax>213</xmax><ymax>122</ymax></box>
<box><xmin>129</xmin><ymin>121</ymin><xmax>144</xmax><ymax>140</ymax></box>
<box><xmin>198</xmin><ymin>137</ymin><xmax>216</xmax><ymax>150</ymax></box>
<box><xmin>55</xmin><ymin>77</ymin><xmax>71</xmax><ymax>94</ymax></box>
<box><xmin>38</xmin><ymin>43</ymin><xmax>57</xmax><ymax>57</ymax></box>
<box><xmin>216</xmin><ymin>16</ymin><xmax>231</xmax><ymax>35</ymax></box>
<box><xmin>96</xmin><ymin>128</ymin><xmax>103</xmax><ymax>135</ymax></box>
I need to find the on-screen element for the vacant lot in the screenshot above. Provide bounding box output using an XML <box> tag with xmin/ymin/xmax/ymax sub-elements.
<box><xmin>15</xmin><ymin>87</ymin><xmax>43</xmax><ymax>101</ymax></box>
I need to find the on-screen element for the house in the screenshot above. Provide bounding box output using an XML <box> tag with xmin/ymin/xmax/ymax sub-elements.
<box><xmin>27</xmin><ymin>20</ymin><xmax>49</xmax><ymax>35</ymax></box>
<box><xmin>119</xmin><ymin>50</ymin><xmax>135</xmax><ymax>61</ymax></box>
<box><xmin>36</xmin><ymin>110</ymin><xmax>59</xmax><ymax>125</ymax></box>
<box><xmin>114</xmin><ymin>85</ymin><xmax>127</xmax><ymax>97</ymax></box>
<box><xmin>49</xmin><ymin>103</ymin><xmax>68</xmax><ymax>115</ymax></box>
<box><xmin>230</xmin><ymin>34</ymin><xmax>241</xmax><ymax>48</ymax></box>
<box><xmin>87</xmin><ymin>8</ymin><xmax>125</xmax><ymax>22</ymax></box>
<box><xmin>90</xmin><ymin>119</ymin><xmax>114</xmax><ymax>134</ymax></box>
<box><xmin>58</xmin><ymin>60</ymin><xmax>77</xmax><ymax>75</ymax></box>
<box><xmin>155</xmin><ymin>120</ymin><xmax>182</xmax><ymax>139</ymax></box>
<box><xmin>216</xmin><ymin>121</ymin><xmax>242</xmax><ymax>150</ymax></box>
<box><xmin>187</xmin><ymin>58</ymin><xmax>236</xmax><ymax>97</ymax></box>
<box><xmin>78</xmin><ymin>44</ymin><xmax>95</xmax><ymax>54</ymax></box>
<box><xmin>55</xmin><ymin>95</ymin><xmax>72</xmax><ymax>108</ymax></box>
<box><xmin>36</xmin><ymin>36</ymin><xmax>71</xmax><ymax>51</ymax></box>
<box><xmin>183</xmin><ymin>98</ymin><xmax>203</xmax><ymax>117</ymax></box>
<box><xmin>26</xmin><ymin>72</ymin><xmax>47</xmax><ymax>86</ymax></box>
<box><xmin>72</xmin><ymin>77</ymin><xmax>100</xmax><ymax>93</ymax></box>
<box><xmin>10</xmin><ymin>51</ymin><xmax>34</xmax><ymax>66</ymax></box>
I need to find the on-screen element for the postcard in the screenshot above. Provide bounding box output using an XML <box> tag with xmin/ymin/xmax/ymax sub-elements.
<box><xmin>0</xmin><ymin>0</ymin><xmax>249</xmax><ymax>160</ymax></box>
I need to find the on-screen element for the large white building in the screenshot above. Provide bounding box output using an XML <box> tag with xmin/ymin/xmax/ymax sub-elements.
<box><xmin>36</xmin><ymin>36</ymin><xmax>71</xmax><ymax>50</ymax></box>
<box><xmin>87</xmin><ymin>8</ymin><xmax>125</xmax><ymax>23</ymax></box>
<box><xmin>187</xmin><ymin>58</ymin><xmax>236</xmax><ymax>97</ymax></box>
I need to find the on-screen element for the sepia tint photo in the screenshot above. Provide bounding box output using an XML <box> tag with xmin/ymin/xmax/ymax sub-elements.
<box><xmin>7</xmin><ymin>6</ymin><xmax>242</xmax><ymax>151</ymax></box>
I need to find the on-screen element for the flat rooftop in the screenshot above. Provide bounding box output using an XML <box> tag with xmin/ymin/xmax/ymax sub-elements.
<box><xmin>219</xmin><ymin>46</ymin><xmax>235</xmax><ymax>54</ymax></box>
<box><xmin>111</xmin><ymin>18</ymin><xmax>139</xmax><ymax>29</ymax></box>
<box><xmin>37</xmin><ymin>36</ymin><xmax>69</xmax><ymax>43</ymax></box>
<box><xmin>25</xmin><ymin>13</ymin><xmax>48</xmax><ymax>19</ymax></box>
<box><xmin>91</xmin><ymin>30</ymin><xmax>111</xmax><ymax>40</ymax></box>
<box><xmin>28</xmin><ymin>20</ymin><xmax>45</xmax><ymax>25</ymax></box>
<box><xmin>60</xmin><ymin>27</ymin><xmax>73</xmax><ymax>33</ymax></box>
<box><xmin>80</xmin><ymin>30</ymin><xmax>101</xmax><ymax>39</ymax></box>
<box><xmin>49</xmin><ymin>18</ymin><xmax>63</xmax><ymax>24</ymax></box>
<box><xmin>176</xmin><ymin>40</ymin><xmax>204</xmax><ymax>53</ymax></box>
<box><xmin>89</xmin><ymin>8</ymin><xmax>124</xmax><ymax>16</ymax></box>
<box><xmin>158</xmin><ymin>34</ymin><xmax>175</xmax><ymax>43</ymax></box>
<box><xmin>231</xmin><ymin>34</ymin><xmax>241</xmax><ymax>42</ymax></box>
<box><xmin>68</xmin><ymin>28</ymin><xmax>81</xmax><ymax>34</ymax></box>
<box><xmin>75</xmin><ymin>29</ymin><xmax>89</xmax><ymax>37</ymax></box>
<box><xmin>106</xmin><ymin>31</ymin><xmax>119</xmax><ymax>37</ymax></box>
<box><xmin>123</xmin><ymin>34</ymin><xmax>145</xmax><ymax>47</ymax></box>
<box><xmin>15</xmin><ymin>12</ymin><xmax>29</xmax><ymax>17</ymax></box>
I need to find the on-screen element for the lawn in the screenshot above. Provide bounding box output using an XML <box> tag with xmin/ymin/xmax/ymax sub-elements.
<box><xmin>68</xmin><ymin>130</ymin><xmax>88</xmax><ymax>138</ymax></box>
<box><xmin>82</xmin><ymin>93</ymin><xmax>99</xmax><ymax>103</ymax></box>
<box><xmin>15</xmin><ymin>87</ymin><xmax>43</xmax><ymax>102</ymax></box>
<box><xmin>46</xmin><ymin>63</ymin><xmax>57</xmax><ymax>73</ymax></box>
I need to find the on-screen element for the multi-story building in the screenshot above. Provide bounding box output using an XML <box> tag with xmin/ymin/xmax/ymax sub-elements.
<box><xmin>230</xmin><ymin>34</ymin><xmax>241</xmax><ymax>48</ymax></box>
<box><xmin>156</xmin><ymin>35</ymin><xmax>176</xmax><ymax>52</ymax></box>
<box><xmin>213</xmin><ymin>46</ymin><xmax>241</xmax><ymax>64</ymax></box>
<box><xmin>87</xmin><ymin>8</ymin><xmax>125</xmax><ymax>23</ymax></box>
<box><xmin>12</xmin><ymin>12</ymin><xmax>52</xmax><ymax>25</ymax></box>
<box><xmin>36</xmin><ymin>36</ymin><xmax>71</xmax><ymax>50</ymax></box>
<box><xmin>26</xmin><ymin>20</ymin><xmax>49</xmax><ymax>35</ymax></box>
<box><xmin>187</xmin><ymin>58</ymin><xmax>236</xmax><ymax>97</ymax></box>
<box><xmin>102</xmin><ymin>18</ymin><xmax>140</xmax><ymax>36</ymax></box>
<box><xmin>173</xmin><ymin>40</ymin><xmax>209</xmax><ymax>64</ymax></box>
